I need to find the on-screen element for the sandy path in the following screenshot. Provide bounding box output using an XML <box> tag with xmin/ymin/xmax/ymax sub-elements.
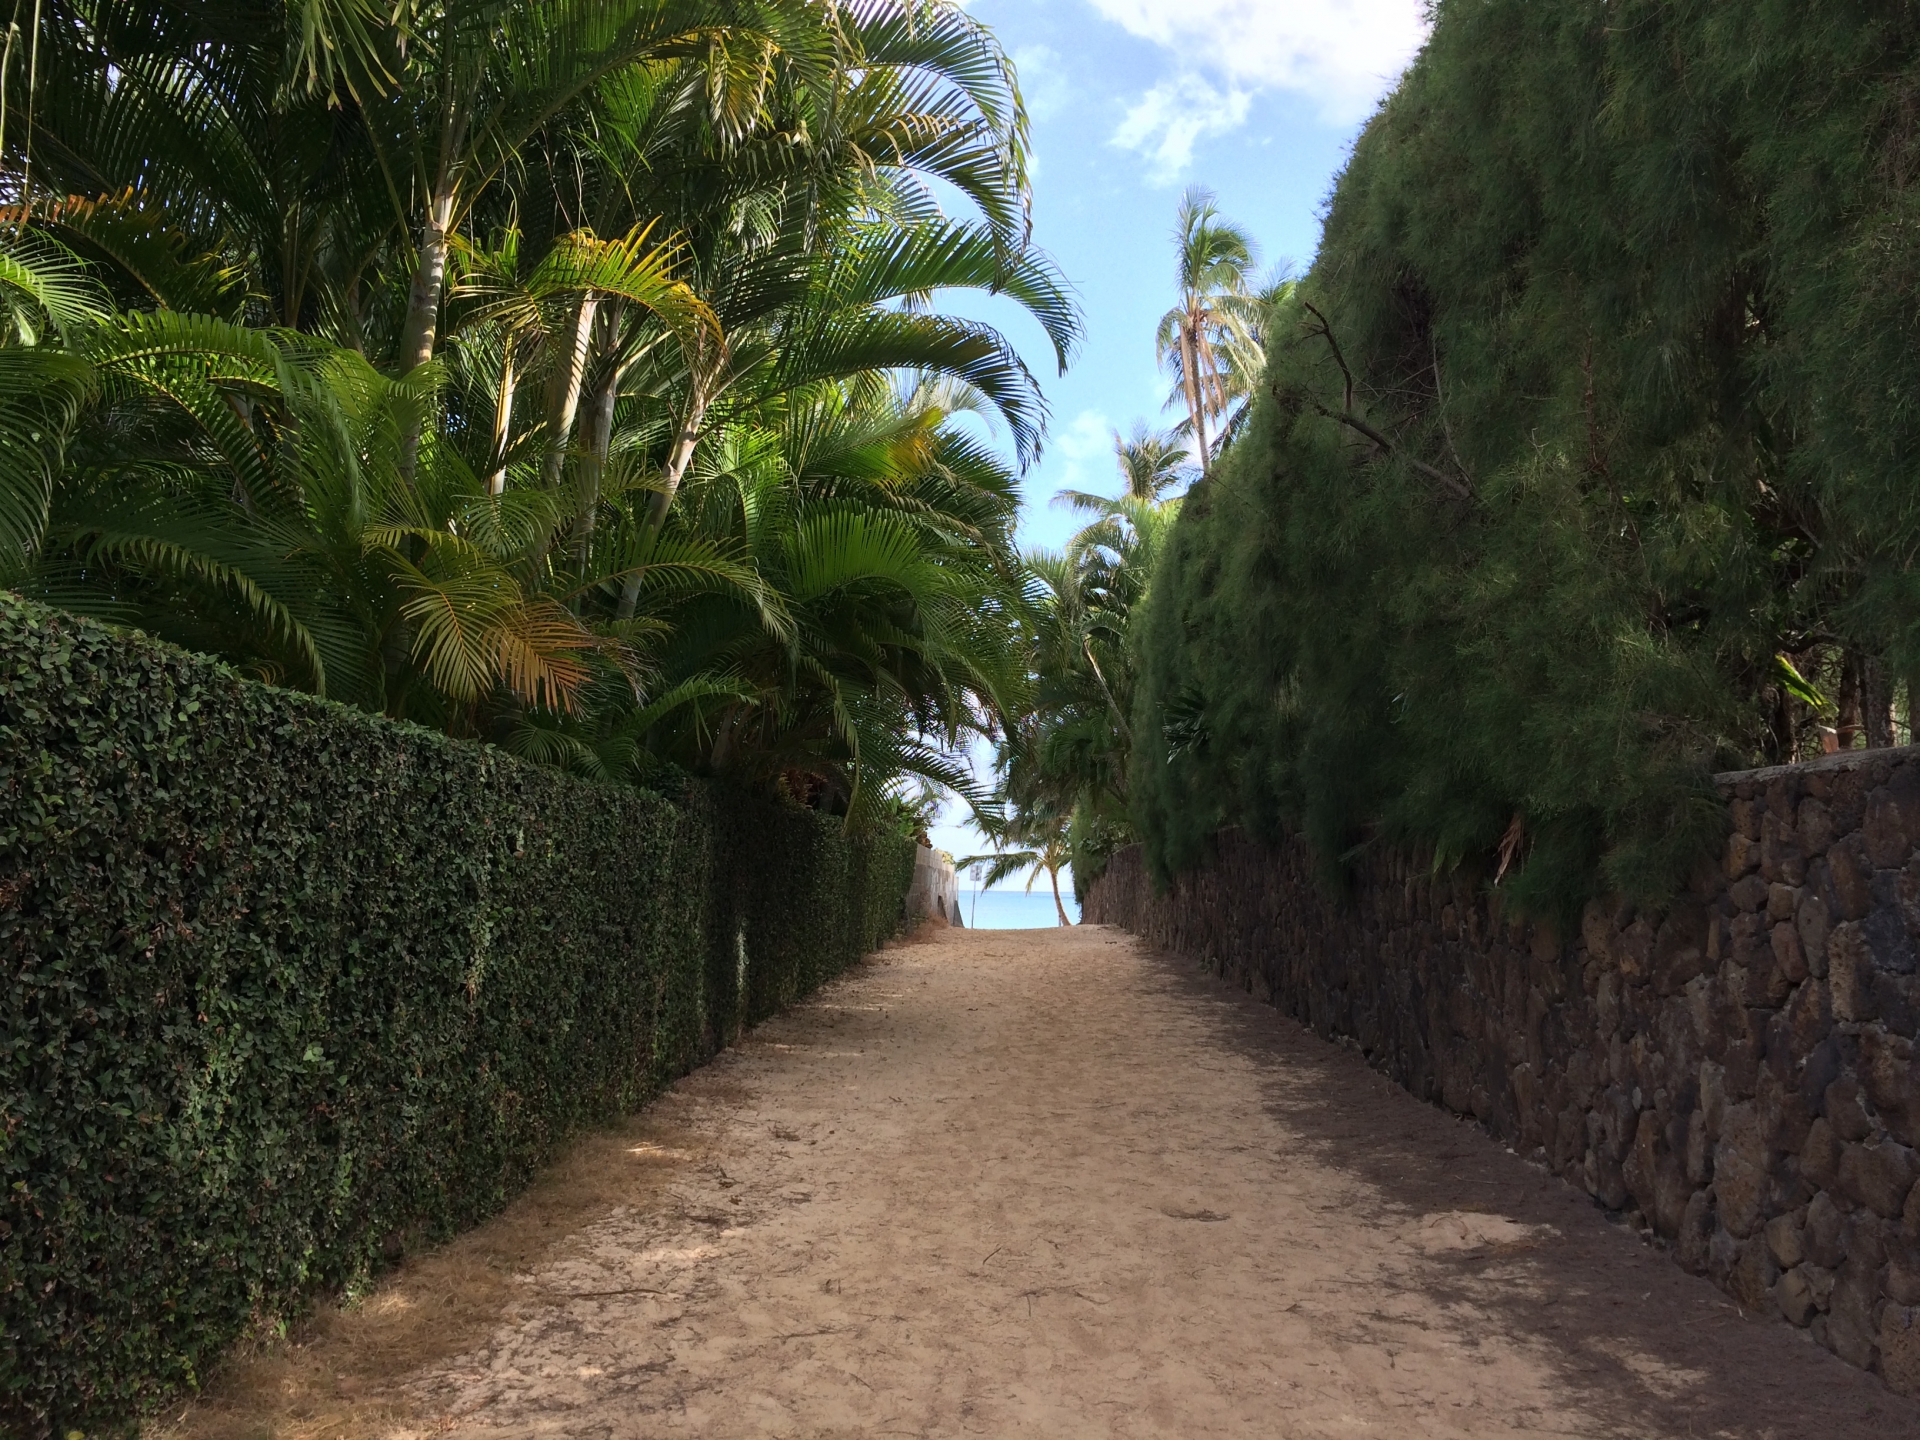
<box><xmin>407</xmin><ymin>924</ymin><xmax>1919</xmax><ymax>1439</ymax></box>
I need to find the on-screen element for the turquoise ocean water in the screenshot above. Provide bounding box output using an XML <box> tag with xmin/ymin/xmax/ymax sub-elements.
<box><xmin>955</xmin><ymin>887</ymin><xmax>1081</xmax><ymax>930</ymax></box>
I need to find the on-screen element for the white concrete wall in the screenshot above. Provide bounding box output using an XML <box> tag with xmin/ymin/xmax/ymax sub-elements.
<box><xmin>905</xmin><ymin>845</ymin><xmax>962</xmax><ymax>927</ymax></box>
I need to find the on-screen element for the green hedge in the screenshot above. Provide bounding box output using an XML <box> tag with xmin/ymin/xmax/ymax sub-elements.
<box><xmin>0</xmin><ymin>594</ymin><xmax>914</xmax><ymax>1436</ymax></box>
<box><xmin>1130</xmin><ymin>0</ymin><xmax>1920</xmax><ymax>915</ymax></box>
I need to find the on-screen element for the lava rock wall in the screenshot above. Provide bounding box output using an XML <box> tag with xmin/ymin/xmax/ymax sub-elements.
<box><xmin>1085</xmin><ymin>747</ymin><xmax>1920</xmax><ymax>1393</ymax></box>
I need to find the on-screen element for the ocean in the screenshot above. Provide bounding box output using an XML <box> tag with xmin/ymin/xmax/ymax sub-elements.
<box><xmin>955</xmin><ymin>886</ymin><xmax>1082</xmax><ymax>930</ymax></box>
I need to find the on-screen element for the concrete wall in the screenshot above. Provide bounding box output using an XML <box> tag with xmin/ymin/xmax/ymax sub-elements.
<box><xmin>1085</xmin><ymin>745</ymin><xmax>1920</xmax><ymax>1395</ymax></box>
<box><xmin>906</xmin><ymin>845</ymin><xmax>962</xmax><ymax>928</ymax></box>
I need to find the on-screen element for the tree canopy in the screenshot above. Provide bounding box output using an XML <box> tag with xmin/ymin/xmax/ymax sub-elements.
<box><xmin>0</xmin><ymin>0</ymin><xmax>1080</xmax><ymax>827</ymax></box>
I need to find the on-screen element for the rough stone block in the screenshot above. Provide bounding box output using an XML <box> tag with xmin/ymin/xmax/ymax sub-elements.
<box><xmin>1623</xmin><ymin>1109</ymin><xmax>1659</xmax><ymax>1211</ymax></box>
<box><xmin>1779</xmin><ymin>979</ymin><xmax>1832</xmax><ymax>1064</ymax></box>
<box><xmin>1708</xmin><ymin>1224</ymin><xmax>1740</xmax><ymax>1284</ymax></box>
<box><xmin>1727</xmin><ymin>831</ymin><xmax>1760</xmax><ymax>880</ymax></box>
<box><xmin>1581</xmin><ymin>900</ymin><xmax>1612</xmax><ymax>961</ymax></box>
<box><xmin>1829</xmin><ymin>1259</ymin><xmax>1884</xmax><ymax>1368</ymax></box>
<box><xmin>1831</xmin><ymin>770</ymin><xmax>1872</xmax><ymax>835</ymax></box>
<box><xmin>1730</xmin><ymin>916</ymin><xmax>1773</xmax><ymax>994</ymax></box>
<box><xmin>1714</xmin><ymin>1102</ymin><xmax>1770</xmax><ymax>1237</ymax></box>
<box><xmin>1686</xmin><ymin>1107</ymin><xmax>1713</xmax><ymax>1186</ymax></box>
<box><xmin>1731</xmin><ymin>796</ymin><xmax>1761</xmax><ymax>841</ymax></box>
<box><xmin>1889</xmin><ymin>1228</ymin><xmax>1920</xmax><ymax>1305</ymax></box>
<box><xmin>1877</xmin><ymin>972</ymin><xmax>1920</xmax><ymax>1035</ymax></box>
<box><xmin>1729</xmin><ymin>1238</ymin><xmax>1779</xmax><ymax>1313</ymax></box>
<box><xmin>1839</xmin><ymin>1138</ymin><xmax>1920</xmax><ymax>1219</ymax></box>
<box><xmin>1807</xmin><ymin>1188</ymin><xmax>1846</xmax><ymax>1268</ymax></box>
<box><xmin>1722</xmin><ymin>1008</ymin><xmax>1764</xmax><ymax>1100</ymax></box>
<box><xmin>1775</xmin><ymin>1265</ymin><xmax>1818</xmax><ymax>1326</ymax></box>
<box><xmin>1615</xmin><ymin>919</ymin><xmax>1654</xmax><ymax>981</ymax></box>
<box><xmin>1829</xmin><ymin>839</ymin><xmax>1875</xmax><ymax>921</ymax></box>
<box><xmin>1825</xmin><ymin>1076</ymin><xmax>1876</xmax><ymax>1143</ymax></box>
<box><xmin>1758</xmin><ymin>1069</ymin><xmax>1813</xmax><ymax>1152</ymax></box>
<box><xmin>1880</xmin><ymin>1305</ymin><xmax>1920</xmax><ymax>1398</ymax></box>
<box><xmin>1796</xmin><ymin>890</ymin><xmax>1831</xmax><ymax>978</ymax></box>
<box><xmin>1653</xmin><ymin>1153</ymin><xmax>1692</xmax><ymax>1239</ymax></box>
<box><xmin>1767</xmin><ymin>883</ymin><xmax>1798</xmax><ymax>922</ymax></box>
<box><xmin>1770</xmin><ymin>1162</ymin><xmax>1816</xmax><ymax>1216</ymax></box>
<box><xmin>1901</xmin><ymin>859</ymin><xmax>1920</xmax><ymax>941</ymax></box>
<box><xmin>1803</xmin><ymin>1260</ymin><xmax>1838</xmax><ymax>1310</ymax></box>
<box><xmin>1653</xmin><ymin>901</ymin><xmax>1710</xmax><ymax>997</ymax></box>
<box><xmin>1586</xmin><ymin>1144</ymin><xmax>1629</xmax><ymax>1211</ymax></box>
<box><xmin>1829</xmin><ymin>922</ymin><xmax>1876</xmax><ymax>1022</ymax></box>
<box><xmin>1729</xmin><ymin>874</ymin><xmax>1770</xmax><ymax>915</ymax></box>
<box><xmin>1698</xmin><ymin>1059</ymin><xmax>1727</xmax><ymax>1135</ymax></box>
<box><xmin>1595</xmin><ymin>971</ymin><xmax>1620</xmax><ymax>1037</ymax></box>
<box><xmin>1762</xmin><ymin>811</ymin><xmax>1807</xmax><ymax>885</ymax></box>
<box><xmin>1799</xmin><ymin>796</ymin><xmax>1837</xmax><ymax>856</ymax></box>
<box><xmin>1765</xmin><ymin>1210</ymin><xmax>1808</xmax><ymax>1269</ymax></box>
<box><xmin>1768</xmin><ymin>923</ymin><xmax>1808</xmax><ymax>991</ymax></box>
<box><xmin>1866</xmin><ymin>903</ymin><xmax>1919</xmax><ymax>975</ymax></box>
<box><xmin>1865</xmin><ymin>768</ymin><xmax>1920</xmax><ymax>869</ymax></box>
<box><xmin>1845</xmin><ymin>1207</ymin><xmax>1891</xmax><ymax>1270</ymax></box>
<box><xmin>1600</xmin><ymin>1084</ymin><xmax>1638</xmax><ymax>1162</ymax></box>
<box><xmin>1679</xmin><ymin>1188</ymin><xmax>1714</xmax><ymax>1273</ymax></box>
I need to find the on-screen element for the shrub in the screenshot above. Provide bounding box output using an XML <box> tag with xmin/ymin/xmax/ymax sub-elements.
<box><xmin>1132</xmin><ymin>0</ymin><xmax>1920</xmax><ymax>916</ymax></box>
<box><xmin>0</xmin><ymin>593</ymin><xmax>913</xmax><ymax>1435</ymax></box>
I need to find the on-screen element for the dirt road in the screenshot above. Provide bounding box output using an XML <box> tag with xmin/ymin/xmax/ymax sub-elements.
<box><xmin>171</xmin><ymin>923</ymin><xmax>1920</xmax><ymax>1439</ymax></box>
<box><xmin>378</xmin><ymin>923</ymin><xmax>1920</xmax><ymax>1439</ymax></box>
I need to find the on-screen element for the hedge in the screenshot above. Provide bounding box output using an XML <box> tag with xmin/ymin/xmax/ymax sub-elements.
<box><xmin>0</xmin><ymin>593</ymin><xmax>915</xmax><ymax>1436</ymax></box>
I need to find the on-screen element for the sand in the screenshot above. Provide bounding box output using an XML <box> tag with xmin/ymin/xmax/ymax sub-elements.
<box><xmin>161</xmin><ymin>923</ymin><xmax>1920</xmax><ymax>1438</ymax></box>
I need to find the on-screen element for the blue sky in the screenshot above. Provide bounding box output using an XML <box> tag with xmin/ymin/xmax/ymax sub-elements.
<box><xmin>925</xmin><ymin>0</ymin><xmax>1428</xmax><ymax>872</ymax></box>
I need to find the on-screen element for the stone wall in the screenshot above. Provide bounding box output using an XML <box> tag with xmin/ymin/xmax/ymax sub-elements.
<box><xmin>1085</xmin><ymin>746</ymin><xmax>1920</xmax><ymax>1394</ymax></box>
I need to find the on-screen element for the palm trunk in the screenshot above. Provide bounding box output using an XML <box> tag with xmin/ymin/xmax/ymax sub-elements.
<box><xmin>1083</xmin><ymin>636</ymin><xmax>1133</xmax><ymax>747</ymax></box>
<box><xmin>1182</xmin><ymin>313</ymin><xmax>1210</xmax><ymax>475</ymax></box>
<box><xmin>396</xmin><ymin>186</ymin><xmax>457</xmax><ymax>482</ymax></box>
<box><xmin>618</xmin><ymin>373</ymin><xmax>713</xmax><ymax>619</ymax></box>
<box><xmin>542</xmin><ymin>293</ymin><xmax>599</xmax><ymax>493</ymax></box>
<box><xmin>1048</xmin><ymin>865</ymin><xmax>1071</xmax><ymax>927</ymax></box>
<box><xmin>1838</xmin><ymin>650</ymin><xmax>1863</xmax><ymax>751</ymax></box>
<box><xmin>487</xmin><ymin>346</ymin><xmax>518</xmax><ymax>496</ymax></box>
<box><xmin>1768</xmin><ymin>675</ymin><xmax>1796</xmax><ymax>765</ymax></box>
<box><xmin>399</xmin><ymin>189</ymin><xmax>457</xmax><ymax>374</ymax></box>
<box><xmin>1865</xmin><ymin>656</ymin><xmax>1896</xmax><ymax>749</ymax></box>
<box><xmin>573</xmin><ymin>361</ymin><xmax>621</xmax><ymax>570</ymax></box>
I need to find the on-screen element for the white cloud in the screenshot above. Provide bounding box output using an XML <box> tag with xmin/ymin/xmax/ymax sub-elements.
<box><xmin>1047</xmin><ymin>409</ymin><xmax>1117</xmax><ymax>493</ymax></box>
<box><xmin>1012</xmin><ymin>44</ymin><xmax>1073</xmax><ymax>122</ymax></box>
<box><xmin>1090</xmin><ymin>0</ymin><xmax>1430</xmax><ymax>123</ymax></box>
<box><xmin>1112</xmin><ymin>74</ymin><xmax>1253</xmax><ymax>183</ymax></box>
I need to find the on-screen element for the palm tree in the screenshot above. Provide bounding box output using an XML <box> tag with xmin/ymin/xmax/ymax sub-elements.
<box><xmin>1154</xmin><ymin>187</ymin><xmax>1258</xmax><ymax>476</ymax></box>
<box><xmin>1113</xmin><ymin>422</ymin><xmax>1191</xmax><ymax>501</ymax></box>
<box><xmin>3</xmin><ymin>1</ymin><xmax>1076</xmax><ymax>824</ymax></box>
<box><xmin>957</xmin><ymin>816</ymin><xmax>1074</xmax><ymax>927</ymax></box>
<box><xmin>1056</xmin><ymin>422</ymin><xmax>1189</xmax><ymax>515</ymax></box>
<box><xmin>986</xmin><ymin>454</ymin><xmax>1184</xmax><ymax>893</ymax></box>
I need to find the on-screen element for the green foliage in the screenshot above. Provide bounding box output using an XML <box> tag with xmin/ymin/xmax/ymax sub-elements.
<box><xmin>1000</xmin><ymin>451</ymin><xmax>1185</xmax><ymax>898</ymax></box>
<box><xmin>0</xmin><ymin>593</ymin><xmax>912</xmax><ymax>1436</ymax></box>
<box><xmin>1134</xmin><ymin>0</ymin><xmax>1920</xmax><ymax>916</ymax></box>
<box><xmin>10</xmin><ymin>0</ymin><xmax>1067</xmax><ymax>819</ymax></box>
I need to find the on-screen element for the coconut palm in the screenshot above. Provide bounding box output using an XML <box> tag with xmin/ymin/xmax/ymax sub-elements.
<box><xmin>1154</xmin><ymin>187</ymin><xmax>1259</xmax><ymax>476</ymax></box>
<box><xmin>956</xmin><ymin>812</ymin><xmax>1074</xmax><ymax>927</ymax></box>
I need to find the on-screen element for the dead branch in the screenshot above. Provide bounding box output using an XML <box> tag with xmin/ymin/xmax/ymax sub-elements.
<box><xmin>1296</xmin><ymin>299</ymin><xmax>1475</xmax><ymax>503</ymax></box>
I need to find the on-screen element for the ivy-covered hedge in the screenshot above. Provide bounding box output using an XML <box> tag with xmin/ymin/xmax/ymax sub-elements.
<box><xmin>0</xmin><ymin>594</ymin><xmax>914</xmax><ymax>1436</ymax></box>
